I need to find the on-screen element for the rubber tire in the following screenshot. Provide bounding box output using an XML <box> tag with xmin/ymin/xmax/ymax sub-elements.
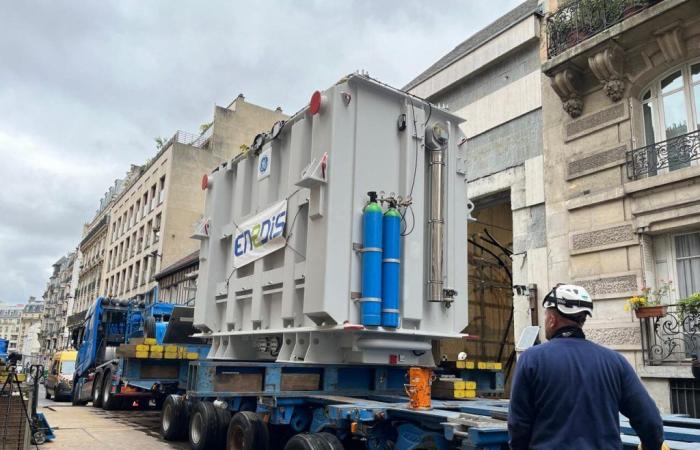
<box><xmin>92</xmin><ymin>373</ymin><xmax>103</xmax><ymax>408</ymax></box>
<box><xmin>284</xmin><ymin>433</ymin><xmax>328</xmax><ymax>450</ymax></box>
<box><xmin>189</xmin><ymin>401</ymin><xmax>219</xmax><ymax>450</ymax></box>
<box><xmin>227</xmin><ymin>411</ymin><xmax>269</xmax><ymax>450</ymax></box>
<box><xmin>214</xmin><ymin>406</ymin><xmax>231</xmax><ymax>449</ymax></box>
<box><xmin>45</xmin><ymin>389</ymin><xmax>51</xmax><ymax>400</ymax></box>
<box><xmin>144</xmin><ymin>316</ymin><xmax>157</xmax><ymax>339</ymax></box>
<box><xmin>317</xmin><ymin>432</ymin><xmax>344</xmax><ymax>450</ymax></box>
<box><xmin>160</xmin><ymin>395</ymin><xmax>188</xmax><ymax>441</ymax></box>
<box><xmin>101</xmin><ymin>370</ymin><xmax>120</xmax><ymax>410</ymax></box>
<box><xmin>71</xmin><ymin>381</ymin><xmax>88</xmax><ymax>406</ymax></box>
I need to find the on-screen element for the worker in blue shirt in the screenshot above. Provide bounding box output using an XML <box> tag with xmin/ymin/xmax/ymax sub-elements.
<box><xmin>508</xmin><ymin>284</ymin><xmax>665</xmax><ymax>450</ymax></box>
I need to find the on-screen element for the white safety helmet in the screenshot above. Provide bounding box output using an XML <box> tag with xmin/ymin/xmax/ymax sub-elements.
<box><xmin>542</xmin><ymin>284</ymin><xmax>593</xmax><ymax>317</ymax></box>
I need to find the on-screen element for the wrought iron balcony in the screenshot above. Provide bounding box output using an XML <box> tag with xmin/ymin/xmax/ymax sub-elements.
<box><xmin>626</xmin><ymin>129</ymin><xmax>700</xmax><ymax>180</ymax></box>
<box><xmin>639</xmin><ymin>304</ymin><xmax>700</xmax><ymax>366</ymax></box>
<box><xmin>546</xmin><ymin>0</ymin><xmax>661</xmax><ymax>58</ymax></box>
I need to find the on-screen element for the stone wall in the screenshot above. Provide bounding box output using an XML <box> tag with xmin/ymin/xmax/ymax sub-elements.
<box><xmin>541</xmin><ymin>0</ymin><xmax>700</xmax><ymax>411</ymax></box>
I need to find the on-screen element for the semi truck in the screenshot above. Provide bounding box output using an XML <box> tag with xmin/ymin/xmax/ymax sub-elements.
<box><xmin>70</xmin><ymin>296</ymin><xmax>208</xmax><ymax>409</ymax></box>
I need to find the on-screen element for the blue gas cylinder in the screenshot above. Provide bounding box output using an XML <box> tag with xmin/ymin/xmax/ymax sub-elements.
<box><xmin>381</xmin><ymin>206</ymin><xmax>401</xmax><ymax>327</ymax></box>
<box><xmin>361</xmin><ymin>192</ymin><xmax>383</xmax><ymax>326</ymax></box>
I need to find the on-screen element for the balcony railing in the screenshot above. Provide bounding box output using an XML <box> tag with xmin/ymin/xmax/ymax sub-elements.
<box><xmin>546</xmin><ymin>0</ymin><xmax>661</xmax><ymax>58</ymax></box>
<box><xmin>626</xmin><ymin>129</ymin><xmax>700</xmax><ymax>180</ymax></box>
<box><xmin>640</xmin><ymin>304</ymin><xmax>700</xmax><ymax>366</ymax></box>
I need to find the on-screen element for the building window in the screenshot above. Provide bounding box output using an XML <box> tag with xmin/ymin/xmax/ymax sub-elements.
<box><xmin>676</xmin><ymin>233</ymin><xmax>700</xmax><ymax>299</ymax></box>
<box><xmin>153</xmin><ymin>213</ymin><xmax>161</xmax><ymax>243</ymax></box>
<box><xmin>653</xmin><ymin>231</ymin><xmax>700</xmax><ymax>301</ymax></box>
<box><xmin>671</xmin><ymin>379</ymin><xmax>700</xmax><ymax>419</ymax></box>
<box><xmin>640</xmin><ymin>61</ymin><xmax>700</xmax><ymax>175</ymax></box>
<box><xmin>150</xmin><ymin>185</ymin><xmax>157</xmax><ymax>211</ymax></box>
<box><xmin>158</xmin><ymin>176</ymin><xmax>166</xmax><ymax>204</ymax></box>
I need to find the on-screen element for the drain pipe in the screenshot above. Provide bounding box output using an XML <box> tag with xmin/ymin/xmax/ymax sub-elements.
<box><xmin>425</xmin><ymin>122</ymin><xmax>449</xmax><ymax>305</ymax></box>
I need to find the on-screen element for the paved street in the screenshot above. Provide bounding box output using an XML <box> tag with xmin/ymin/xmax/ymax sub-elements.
<box><xmin>38</xmin><ymin>386</ymin><xmax>188</xmax><ymax>450</ymax></box>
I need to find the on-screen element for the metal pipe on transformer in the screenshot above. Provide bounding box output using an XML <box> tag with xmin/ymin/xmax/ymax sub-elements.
<box><xmin>426</xmin><ymin>122</ymin><xmax>448</xmax><ymax>304</ymax></box>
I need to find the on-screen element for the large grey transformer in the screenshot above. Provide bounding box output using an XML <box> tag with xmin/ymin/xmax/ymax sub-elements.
<box><xmin>194</xmin><ymin>74</ymin><xmax>469</xmax><ymax>366</ymax></box>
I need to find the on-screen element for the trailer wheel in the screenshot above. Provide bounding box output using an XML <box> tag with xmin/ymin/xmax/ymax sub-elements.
<box><xmin>71</xmin><ymin>383</ymin><xmax>87</xmax><ymax>406</ymax></box>
<box><xmin>161</xmin><ymin>395</ymin><xmax>188</xmax><ymax>441</ymax></box>
<box><xmin>317</xmin><ymin>432</ymin><xmax>344</xmax><ymax>450</ymax></box>
<box><xmin>227</xmin><ymin>411</ymin><xmax>269</xmax><ymax>450</ymax></box>
<box><xmin>189</xmin><ymin>401</ymin><xmax>219</xmax><ymax>450</ymax></box>
<box><xmin>101</xmin><ymin>370</ymin><xmax>120</xmax><ymax>410</ymax></box>
<box><xmin>92</xmin><ymin>373</ymin><xmax>103</xmax><ymax>408</ymax></box>
<box><xmin>283</xmin><ymin>433</ymin><xmax>328</xmax><ymax>450</ymax></box>
<box><xmin>214</xmin><ymin>406</ymin><xmax>231</xmax><ymax>448</ymax></box>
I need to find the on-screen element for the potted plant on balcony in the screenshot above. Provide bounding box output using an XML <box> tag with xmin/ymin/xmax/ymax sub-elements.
<box><xmin>624</xmin><ymin>281</ymin><xmax>672</xmax><ymax>318</ymax></box>
<box><xmin>678</xmin><ymin>293</ymin><xmax>700</xmax><ymax>316</ymax></box>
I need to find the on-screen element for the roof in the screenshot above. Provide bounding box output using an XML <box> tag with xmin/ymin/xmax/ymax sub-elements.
<box><xmin>154</xmin><ymin>250</ymin><xmax>199</xmax><ymax>281</ymax></box>
<box><xmin>403</xmin><ymin>0</ymin><xmax>540</xmax><ymax>92</ymax></box>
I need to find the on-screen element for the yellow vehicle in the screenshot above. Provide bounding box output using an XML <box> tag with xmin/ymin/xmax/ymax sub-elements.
<box><xmin>45</xmin><ymin>350</ymin><xmax>77</xmax><ymax>401</ymax></box>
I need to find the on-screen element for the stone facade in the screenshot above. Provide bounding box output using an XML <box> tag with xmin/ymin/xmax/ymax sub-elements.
<box><xmin>541</xmin><ymin>0</ymin><xmax>700</xmax><ymax>412</ymax></box>
<box><xmin>73</xmin><ymin>179</ymin><xmax>124</xmax><ymax>322</ymax></box>
<box><xmin>0</xmin><ymin>304</ymin><xmax>24</xmax><ymax>353</ymax></box>
<box><xmin>40</xmin><ymin>252</ymin><xmax>79</xmax><ymax>360</ymax></box>
<box><xmin>18</xmin><ymin>297</ymin><xmax>43</xmax><ymax>365</ymax></box>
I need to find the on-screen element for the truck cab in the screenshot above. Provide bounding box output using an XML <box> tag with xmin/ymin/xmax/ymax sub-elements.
<box><xmin>71</xmin><ymin>296</ymin><xmax>207</xmax><ymax>409</ymax></box>
<box><xmin>71</xmin><ymin>297</ymin><xmax>140</xmax><ymax>406</ymax></box>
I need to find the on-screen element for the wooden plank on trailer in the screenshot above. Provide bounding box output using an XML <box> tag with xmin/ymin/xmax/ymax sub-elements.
<box><xmin>281</xmin><ymin>373</ymin><xmax>321</xmax><ymax>391</ymax></box>
<box><xmin>214</xmin><ymin>373</ymin><xmax>263</xmax><ymax>392</ymax></box>
<box><xmin>140</xmin><ymin>364</ymin><xmax>179</xmax><ymax>379</ymax></box>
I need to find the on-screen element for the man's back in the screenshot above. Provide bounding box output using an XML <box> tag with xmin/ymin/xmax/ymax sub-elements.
<box><xmin>508</xmin><ymin>336</ymin><xmax>664</xmax><ymax>450</ymax></box>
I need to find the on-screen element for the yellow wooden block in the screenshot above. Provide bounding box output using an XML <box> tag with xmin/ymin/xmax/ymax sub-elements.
<box><xmin>478</xmin><ymin>362</ymin><xmax>487</xmax><ymax>370</ymax></box>
<box><xmin>150</xmin><ymin>345</ymin><xmax>164</xmax><ymax>353</ymax></box>
<box><xmin>186</xmin><ymin>352</ymin><xmax>199</xmax><ymax>360</ymax></box>
<box><xmin>463</xmin><ymin>389</ymin><xmax>477</xmax><ymax>398</ymax></box>
<box><xmin>456</xmin><ymin>360</ymin><xmax>465</xmax><ymax>369</ymax></box>
<box><xmin>452</xmin><ymin>380</ymin><xmax>466</xmax><ymax>390</ymax></box>
<box><xmin>149</xmin><ymin>351</ymin><xmax>163</xmax><ymax>359</ymax></box>
<box><xmin>136</xmin><ymin>344</ymin><xmax>149</xmax><ymax>352</ymax></box>
<box><xmin>164</xmin><ymin>345</ymin><xmax>178</xmax><ymax>353</ymax></box>
<box><xmin>163</xmin><ymin>353</ymin><xmax>178</xmax><ymax>359</ymax></box>
<box><xmin>493</xmin><ymin>362</ymin><xmax>502</xmax><ymax>370</ymax></box>
<box><xmin>464</xmin><ymin>381</ymin><xmax>477</xmax><ymax>390</ymax></box>
<box><xmin>136</xmin><ymin>351</ymin><xmax>149</xmax><ymax>358</ymax></box>
<box><xmin>465</xmin><ymin>361</ymin><xmax>475</xmax><ymax>369</ymax></box>
<box><xmin>144</xmin><ymin>338</ymin><xmax>157</xmax><ymax>345</ymax></box>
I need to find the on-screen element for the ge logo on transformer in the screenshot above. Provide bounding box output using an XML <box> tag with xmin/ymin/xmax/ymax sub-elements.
<box><xmin>259</xmin><ymin>155</ymin><xmax>269</xmax><ymax>174</ymax></box>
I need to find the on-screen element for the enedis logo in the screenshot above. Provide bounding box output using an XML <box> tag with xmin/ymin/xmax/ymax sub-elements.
<box><xmin>233</xmin><ymin>210</ymin><xmax>286</xmax><ymax>257</ymax></box>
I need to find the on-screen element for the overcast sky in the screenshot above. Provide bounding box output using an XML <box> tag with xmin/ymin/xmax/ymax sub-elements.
<box><xmin>0</xmin><ymin>0</ymin><xmax>522</xmax><ymax>305</ymax></box>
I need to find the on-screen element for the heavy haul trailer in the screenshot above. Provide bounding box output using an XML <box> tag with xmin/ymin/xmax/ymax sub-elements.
<box><xmin>71</xmin><ymin>296</ymin><xmax>208</xmax><ymax>409</ymax></box>
<box><xmin>160</xmin><ymin>74</ymin><xmax>700</xmax><ymax>449</ymax></box>
<box><xmin>157</xmin><ymin>74</ymin><xmax>506</xmax><ymax>449</ymax></box>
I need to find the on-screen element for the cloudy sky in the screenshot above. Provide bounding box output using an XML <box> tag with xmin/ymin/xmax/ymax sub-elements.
<box><xmin>0</xmin><ymin>0</ymin><xmax>522</xmax><ymax>305</ymax></box>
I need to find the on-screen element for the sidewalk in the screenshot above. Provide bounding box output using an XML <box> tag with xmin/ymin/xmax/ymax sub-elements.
<box><xmin>40</xmin><ymin>403</ymin><xmax>187</xmax><ymax>450</ymax></box>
